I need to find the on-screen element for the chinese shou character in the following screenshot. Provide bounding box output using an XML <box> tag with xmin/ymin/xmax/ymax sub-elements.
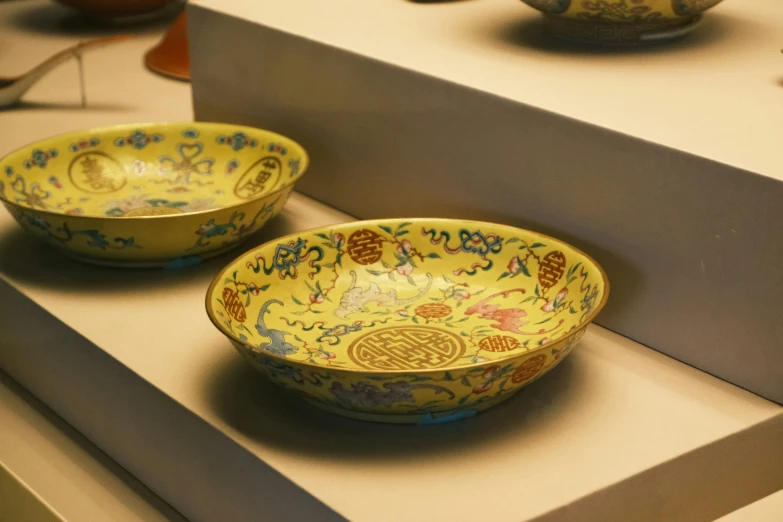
<box><xmin>237</xmin><ymin>162</ymin><xmax>275</xmax><ymax>197</ymax></box>
<box><xmin>80</xmin><ymin>155</ymin><xmax>120</xmax><ymax>192</ymax></box>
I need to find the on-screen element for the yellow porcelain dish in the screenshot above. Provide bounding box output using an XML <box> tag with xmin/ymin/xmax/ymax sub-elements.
<box><xmin>206</xmin><ymin>219</ymin><xmax>609</xmax><ymax>424</ymax></box>
<box><xmin>0</xmin><ymin>123</ymin><xmax>308</xmax><ymax>268</ymax></box>
<box><xmin>520</xmin><ymin>0</ymin><xmax>725</xmax><ymax>45</ymax></box>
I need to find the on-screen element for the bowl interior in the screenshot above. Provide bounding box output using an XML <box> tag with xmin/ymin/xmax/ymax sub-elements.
<box><xmin>0</xmin><ymin>123</ymin><xmax>307</xmax><ymax>218</ymax></box>
<box><xmin>208</xmin><ymin>219</ymin><xmax>607</xmax><ymax>372</ymax></box>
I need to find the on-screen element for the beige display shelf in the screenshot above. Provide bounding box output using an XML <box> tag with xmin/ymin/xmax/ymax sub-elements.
<box><xmin>0</xmin><ymin>372</ymin><xmax>184</xmax><ymax>522</ymax></box>
<box><xmin>0</xmin><ymin>2</ymin><xmax>781</xmax><ymax>522</ymax></box>
<box><xmin>188</xmin><ymin>0</ymin><xmax>783</xmax><ymax>404</ymax></box>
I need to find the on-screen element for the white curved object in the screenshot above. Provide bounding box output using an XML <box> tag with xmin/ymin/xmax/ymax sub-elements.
<box><xmin>0</xmin><ymin>35</ymin><xmax>133</xmax><ymax>108</ymax></box>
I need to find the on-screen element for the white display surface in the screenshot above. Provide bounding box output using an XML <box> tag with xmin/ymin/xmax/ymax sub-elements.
<box><xmin>190</xmin><ymin>0</ymin><xmax>783</xmax><ymax>181</ymax></box>
<box><xmin>0</xmin><ymin>2</ymin><xmax>781</xmax><ymax>522</ymax></box>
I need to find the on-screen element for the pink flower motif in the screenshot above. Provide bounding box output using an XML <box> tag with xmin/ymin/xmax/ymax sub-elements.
<box><xmin>318</xmin><ymin>351</ymin><xmax>336</xmax><ymax>360</ymax></box>
<box><xmin>333</xmin><ymin>233</ymin><xmax>346</xmax><ymax>248</ymax></box>
<box><xmin>537</xmin><ymin>337</ymin><xmax>550</xmax><ymax>346</ymax></box>
<box><xmin>473</xmin><ymin>356</ymin><xmax>489</xmax><ymax>363</ymax></box>
<box><xmin>394</xmin><ymin>309</ymin><xmax>409</xmax><ymax>317</ymax></box>
<box><xmin>453</xmin><ymin>289</ymin><xmax>470</xmax><ymax>301</ymax></box>
<box><xmin>309</xmin><ymin>293</ymin><xmax>324</xmax><ymax>304</ymax></box>
<box><xmin>395</xmin><ymin>239</ymin><xmax>412</xmax><ymax>255</ymax></box>
<box><xmin>541</xmin><ymin>300</ymin><xmax>555</xmax><ymax>312</ymax></box>
<box><xmin>396</xmin><ymin>262</ymin><xmax>413</xmax><ymax>276</ymax></box>
<box><xmin>556</xmin><ymin>288</ymin><xmax>568</xmax><ymax>301</ymax></box>
<box><xmin>507</xmin><ymin>257</ymin><xmax>521</xmax><ymax>274</ymax></box>
<box><xmin>473</xmin><ymin>382</ymin><xmax>493</xmax><ymax>394</ymax></box>
<box><xmin>482</xmin><ymin>365</ymin><xmax>501</xmax><ymax>380</ymax></box>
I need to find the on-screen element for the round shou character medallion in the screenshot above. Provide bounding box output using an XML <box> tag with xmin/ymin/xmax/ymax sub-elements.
<box><xmin>347</xmin><ymin>326</ymin><xmax>467</xmax><ymax>371</ymax></box>
<box><xmin>538</xmin><ymin>250</ymin><xmax>566</xmax><ymax>293</ymax></box>
<box><xmin>511</xmin><ymin>354</ymin><xmax>547</xmax><ymax>384</ymax></box>
<box><xmin>478</xmin><ymin>335</ymin><xmax>521</xmax><ymax>353</ymax></box>
<box><xmin>68</xmin><ymin>151</ymin><xmax>126</xmax><ymax>194</ymax></box>
<box><xmin>346</xmin><ymin>228</ymin><xmax>384</xmax><ymax>265</ymax></box>
<box><xmin>414</xmin><ymin>302</ymin><xmax>452</xmax><ymax>320</ymax></box>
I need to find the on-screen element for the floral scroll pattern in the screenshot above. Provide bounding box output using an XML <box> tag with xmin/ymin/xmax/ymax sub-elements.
<box><xmin>210</xmin><ymin>220</ymin><xmax>606</xmax><ymax>419</ymax></box>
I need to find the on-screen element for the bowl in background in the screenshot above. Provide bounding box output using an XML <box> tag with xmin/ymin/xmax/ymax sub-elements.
<box><xmin>0</xmin><ymin>122</ymin><xmax>308</xmax><ymax>268</ymax></box>
<box><xmin>519</xmin><ymin>0</ymin><xmax>725</xmax><ymax>45</ymax></box>
<box><xmin>53</xmin><ymin>0</ymin><xmax>179</xmax><ymax>21</ymax></box>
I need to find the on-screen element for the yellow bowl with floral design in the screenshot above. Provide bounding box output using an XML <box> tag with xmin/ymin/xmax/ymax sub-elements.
<box><xmin>206</xmin><ymin>219</ymin><xmax>609</xmax><ymax>424</ymax></box>
<box><xmin>0</xmin><ymin>122</ymin><xmax>308</xmax><ymax>268</ymax></box>
<box><xmin>520</xmin><ymin>0</ymin><xmax>725</xmax><ymax>45</ymax></box>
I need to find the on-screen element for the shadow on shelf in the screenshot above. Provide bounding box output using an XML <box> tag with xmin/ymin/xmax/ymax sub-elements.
<box><xmin>485</xmin><ymin>12</ymin><xmax>746</xmax><ymax>55</ymax></box>
<box><xmin>204</xmin><ymin>344</ymin><xmax>587</xmax><ymax>461</ymax></box>
<box><xmin>6</xmin><ymin>1</ymin><xmax>181</xmax><ymax>38</ymax></box>
<box><xmin>0</xmin><ymin>212</ymin><xmax>295</xmax><ymax>293</ymax></box>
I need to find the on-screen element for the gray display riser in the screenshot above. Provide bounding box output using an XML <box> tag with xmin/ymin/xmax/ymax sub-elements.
<box><xmin>188</xmin><ymin>6</ymin><xmax>783</xmax><ymax>403</ymax></box>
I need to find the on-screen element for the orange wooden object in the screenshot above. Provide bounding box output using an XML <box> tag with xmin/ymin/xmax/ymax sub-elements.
<box><xmin>144</xmin><ymin>11</ymin><xmax>190</xmax><ymax>81</ymax></box>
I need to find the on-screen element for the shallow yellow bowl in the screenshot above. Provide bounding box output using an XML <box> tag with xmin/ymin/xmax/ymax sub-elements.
<box><xmin>206</xmin><ymin>219</ymin><xmax>609</xmax><ymax>424</ymax></box>
<box><xmin>521</xmin><ymin>0</ymin><xmax>725</xmax><ymax>45</ymax></box>
<box><xmin>0</xmin><ymin>123</ymin><xmax>308</xmax><ymax>268</ymax></box>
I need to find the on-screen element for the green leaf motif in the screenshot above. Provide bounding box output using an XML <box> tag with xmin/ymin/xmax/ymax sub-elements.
<box><xmin>260</xmin><ymin>284</ymin><xmax>270</xmax><ymax>291</ymax></box>
<box><xmin>519</xmin><ymin>263</ymin><xmax>531</xmax><ymax>277</ymax></box>
<box><xmin>458</xmin><ymin>394</ymin><xmax>471</xmax><ymax>406</ymax></box>
<box><xmin>498</xmin><ymin>272</ymin><xmax>510</xmax><ymax>280</ymax></box>
<box><xmin>367</xmin><ymin>269</ymin><xmax>384</xmax><ymax>276</ymax></box>
<box><xmin>315</xmin><ymin>233</ymin><xmax>330</xmax><ymax>240</ymax></box>
<box><xmin>461</xmin><ymin>376</ymin><xmax>471</xmax><ymax>386</ymax></box>
<box><xmin>531</xmin><ymin>242</ymin><xmax>546</xmax><ymax>248</ymax></box>
<box><xmin>291</xmin><ymin>295</ymin><xmax>303</xmax><ymax>305</ymax></box>
<box><xmin>426</xmin><ymin>252</ymin><xmax>441</xmax><ymax>259</ymax></box>
<box><xmin>407</xmin><ymin>275</ymin><xmax>416</xmax><ymax>286</ymax></box>
<box><xmin>396</xmin><ymin>230</ymin><xmax>409</xmax><ymax>236</ymax></box>
<box><xmin>379</xmin><ymin>225</ymin><xmax>394</xmax><ymax>234</ymax></box>
<box><xmin>506</xmin><ymin>237</ymin><xmax>520</xmax><ymax>244</ymax></box>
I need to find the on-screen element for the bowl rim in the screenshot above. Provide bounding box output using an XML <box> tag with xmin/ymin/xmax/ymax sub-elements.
<box><xmin>0</xmin><ymin>121</ymin><xmax>309</xmax><ymax>221</ymax></box>
<box><xmin>205</xmin><ymin>217</ymin><xmax>611</xmax><ymax>376</ymax></box>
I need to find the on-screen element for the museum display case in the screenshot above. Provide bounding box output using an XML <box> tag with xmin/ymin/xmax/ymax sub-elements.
<box><xmin>0</xmin><ymin>0</ymin><xmax>780</xmax><ymax>521</ymax></box>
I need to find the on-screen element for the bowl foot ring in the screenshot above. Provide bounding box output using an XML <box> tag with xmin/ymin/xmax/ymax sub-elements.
<box><xmin>303</xmin><ymin>391</ymin><xmax>516</xmax><ymax>425</ymax></box>
<box><xmin>544</xmin><ymin>14</ymin><xmax>702</xmax><ymax>46</ymax></box>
